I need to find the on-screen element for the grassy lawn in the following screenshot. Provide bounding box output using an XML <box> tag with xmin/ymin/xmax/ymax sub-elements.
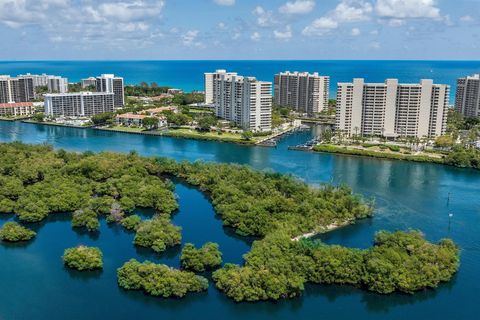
<box><xmin>313</xmin><ymin>144</ymin><xmax>445</xmax><ymax>164</ymax></box>
<box><xmin>163</xmin><ymin>128</ymin><xmax>257</xmax><ymax>144</ymax></box>
<box><xmin>101</xmin><ymin>125</ymin><xmax>147</xmax><ymax>133</ymax></box>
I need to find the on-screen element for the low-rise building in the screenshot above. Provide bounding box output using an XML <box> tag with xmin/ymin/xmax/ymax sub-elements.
<box><xmin>167</xmin><ymin>88</ymin><xmax>183</xmax><ymax>95</ymax></box>
<box><xmin>0</xmin><ymin>102</ymin><xmax>35</xmax><ymax>117</ymax></box>
<box><xmin>115</xmin><ymin>113</ymin><xmax>167</xmax><ymax>128</ymax></box>
<box><xmin>44</xmin><ymin>92</ymin><xmax>114</xmax><ymax>117</ymax></box>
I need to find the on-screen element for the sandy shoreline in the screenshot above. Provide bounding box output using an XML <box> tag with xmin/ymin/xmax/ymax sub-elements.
<box><xmin>292</xmin><ymin>220</ymin><xmax>352</xmax><ymax>241</ymax></box>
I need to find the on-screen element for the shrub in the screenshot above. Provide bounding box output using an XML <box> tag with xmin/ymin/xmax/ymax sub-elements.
<box><xmin>181</xmin><ymin>242</ymin><xmax>222</xmax><ymax>272</ymax></box>
<box><xmin>134</xmin><ymin>215</ymin><xmax>182</xmax><ymax>253</ymax></box>
<box><xmin>121</xmin><ymin>215</ymin><xmax>142</xmax><ymax>230</ymax></box>
<box><xmin>72</xmin><ymin>208</ymin><xmax>99</xmax><ymax>232</ymax></box>
<box><xmin>117</xmin><ymin>259</ymin><xmax>208</xmax><ymax>298</ymax></box>
<box><xmin>63</xmin><ymin>246</ymin><xmax>103</xmax><ymax>270</ymax></box>
<box><xmin>0</xmin><ymin>222</ymin><xmax>36</xmax><ymax>242</ymax></box>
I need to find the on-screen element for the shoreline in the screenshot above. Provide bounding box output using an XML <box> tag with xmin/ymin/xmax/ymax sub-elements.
<box><xmin>310</xmin><ymin>144</ymin><xmax>447</xmax><ymax>165</ymax></box>
<box><xmin>292</xmin><ymin>220</ymin><xmax>353</xmax><ymax>241</ymax></box>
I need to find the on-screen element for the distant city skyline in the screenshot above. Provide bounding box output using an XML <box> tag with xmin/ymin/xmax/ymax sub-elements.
<box><xmin>0</xmin><ymin>0</ymin><xmax>479</xmax><ymax>60</ymax></box>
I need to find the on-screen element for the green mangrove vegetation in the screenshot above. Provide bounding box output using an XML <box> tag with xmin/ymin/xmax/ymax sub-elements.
<box><xmin>117</xmin><ymin>259</ymin><xmax>209</xmax><ymax>298</ymax></box>
<box><xmin>72</xmin><ymin>208</ymin><xmax>100</xmax><ymax>232</ymax></box>
<box><xmin>0</xmin><ymin>143</ymin><xmax>178</xmax><ymax>225</ymax></box>
<box><xmin>0</xmin><ymin>221</ymin><xmax>36</xmax><ymax>242</ymax></box>
<box><xmin>134</xmin><ymin>215</ymin><xmax>182</xmax><ymax>253</ymax></box>
<box><xmin>121</xmin><ymin>214</ymin><xmax>142</xmax><ymax>230</ymax></box>
<box><xmin>180</xmin><ymin>242</ymin><xmax>223</xmax><ymax>272</ymax></box>
<box><xmin>213</xmin><ymin>230</ymin><xmax>460</xmax><ymax>301</ymax></box>
<box><xmin>0</xmin><ymin>142</ymin><xmax>460</xmax><ymax>301</ymax></box>
<box><xmin>63</xmin><ymin>246</ymin><xmax>103</xmax><ymax>271</ymax></box>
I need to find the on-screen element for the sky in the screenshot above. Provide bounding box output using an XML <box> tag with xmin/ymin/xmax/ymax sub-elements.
<box><xmin>0</xmin><ymin>0</ymin><xmax>478</xmax><ymax>60</ymax></box>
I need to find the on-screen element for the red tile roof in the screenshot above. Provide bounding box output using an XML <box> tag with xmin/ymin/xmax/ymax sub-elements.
<box><xmin>0</xmin><ymin>102</ymin><xmax>34</xmax><ymax>108</ymax></box>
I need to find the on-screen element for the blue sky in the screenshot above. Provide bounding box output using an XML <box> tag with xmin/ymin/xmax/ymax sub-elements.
<box><xmin>0</xmin><ymin>0</ymin><xmax>478</xmax><ymax>60</ymax></box>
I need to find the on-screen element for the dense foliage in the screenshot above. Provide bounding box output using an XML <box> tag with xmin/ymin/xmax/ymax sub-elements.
<box><xmin>134</xmin><ymin>215</ymin><xmax>182</xmax><ymax>253</ymax></box>
<box><xmin>180</xmin><ymin>242</ymin><xmax>222</xmax><ymax>272</ymax></box>
<box><xmin>0</xmin><ymin>143</ymin><xmax>459</xmax><ymax>302</ymax></box>
<box><xmin>72</xmin><ymin>208</ymin><xmax>100</xmax><ymax>232</ymax></box>
<box><xmin>213</xmin><ymin>230</ymin><xmax>460</xmax><ymax>301</ymax></box>
<box><xmin>158</xmin><ymin>160</ymin><xmax>374</xmax><ymax>237</ymax></box>
<box><xmin>117</xmin><ymin>259</ymin><xmax>208</xmax><ymax>298</ymax></box>
<box><xmin>444</xmin><ymin>146</ymin><xmax>480</xmax><ymax>169</ymax></box>
<box><xmin>0</xmin><ymin>222</ymin><xmax>36</xmax><ymax>242</ymax></box>
<box><xmin>121</xmin><ymin>215</ymin><xmax>142</xmax><ymax>230</ymax></box>
<box><xmin>125</xmin><ymin>83</ymin><xmax>169</xmax><ymax>96</ymax></box>
<box><xmin>0</xmin><ymin>143</ymin><xmax>178</xmax><ymax>224</ymax></box>
<box><xmin>63</xmin><ymin>246</ymin><xmax>103</xmax><ymax>270</ymax></box>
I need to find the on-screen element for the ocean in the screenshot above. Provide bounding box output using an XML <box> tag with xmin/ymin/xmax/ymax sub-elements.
<box><xmin>1</xmin><ymin>60</ymin><xmax>480</xmax><ymax>102</ymax></box>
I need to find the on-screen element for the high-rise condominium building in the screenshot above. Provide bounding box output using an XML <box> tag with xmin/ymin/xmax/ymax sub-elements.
<box><xmin>336</xmin><ymin>79</ymin><xmax>449</xmax><ymax>138</ymax></box>
<box><xmin>47</xmin><ymin>76</ymin><xmax>69</xmax><ymax>93</ymax></box>
<box><xmin>455</xmin><ymin>74</ymin><xmax>480</xmax><ymax>118</ymax></box>
<box><xmin>44</xmin><ymin>92</ymin><xmax>114</xmax><ymax>117</ymax></box>
<box><xmin>95</xmin><ymin>74</ymin><xmax>124</xmax><ymax>108</ymax></box>
<box><xmin>0</xmin><ymin>75</ymin><xmax>34</xmax><ymax>103</ymax></box>
<box><xmin>274</xmin><ymin>71</ymin><xmax>329</xmax><ymax>114</ymax></box>
<box><xmin>81</xmin><ymin>77</ymin><xmax>97</xmax><ymax>88</ymax></box>
<box><xmin>204</xmin><ymin>70</ymin><xmax>272</xmax><ymax>132</ymax></box>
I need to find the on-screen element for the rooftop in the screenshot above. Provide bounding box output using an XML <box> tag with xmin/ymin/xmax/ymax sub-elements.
<box><xmin>0</xmin><ymin>102</ymin><xmax>34</xmax><ymax>108</ymax></box>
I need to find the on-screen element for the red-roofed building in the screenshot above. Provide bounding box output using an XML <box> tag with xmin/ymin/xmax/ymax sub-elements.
<box><xmin>0</xmin><ymin>102</ymin><xmax>35</xmax><ymax>117</ymax></box>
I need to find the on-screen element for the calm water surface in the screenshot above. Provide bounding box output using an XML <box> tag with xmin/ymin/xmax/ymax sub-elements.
<box><xmin>2</xmin><ymin>60</ymin><xmax>480</xmax><ymax>102</ymax></box>
<box><xmin>0</xmin><ymin>121</ymin><xmax>479</xmax><ymax>320</ymax></box>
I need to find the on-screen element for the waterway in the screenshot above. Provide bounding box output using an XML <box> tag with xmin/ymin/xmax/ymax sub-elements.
<box><xmin>0</xmin><ymin>120</ymin><xmax>479</xmax><ymax>319</ymax></box>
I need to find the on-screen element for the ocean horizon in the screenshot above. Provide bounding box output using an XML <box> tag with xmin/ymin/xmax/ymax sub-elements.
<box><xmin>2</xmin><ymin>60</ymin><xmax>480</xmax><ymax>102</ymax></box>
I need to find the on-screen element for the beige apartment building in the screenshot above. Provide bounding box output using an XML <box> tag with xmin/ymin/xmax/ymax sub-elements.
<box><xmin>44</xmin><ymin>92</ymin><xmax>114</xmax><ymax>117</ymax></box>
<box><xmin>336</xmin><ymin>79</ymin><xmax>449</xmax><ymax>138</ymax></box>
<box><xmin>274</xmin><ymin>71</ymin><xmax>329</xmax><ymax>114</ymax></box>
<box><xmin>204</xmin><ymin>70</ymin><xmax>272</xmax><ymax>132</ymax></box>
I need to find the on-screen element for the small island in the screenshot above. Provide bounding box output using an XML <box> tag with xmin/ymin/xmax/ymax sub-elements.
<box><xmin>117</xmin><ymin>259</ymin><xmax>208</xmax><ymax>298</ymax></box>
<box><xmin>0</xmin><ymin>222</ymin><xmax>36</xmax><ymax>242</ymax></box>
<box><xmin>134</xmin><ymin>215</ymin><xmax>182</xmax><ymax>253</ymax></box>
<box><xmin>213</xmin><ymin>230</ymin><xmax>460</xmax><ymax>302</ymax></box>
<box><xmin>63</xmin><ymin>246</ymin><xmax>103</xmax><ymax>271</ymax></box>
<box><xmin>180</xmin><ymin>242</ymin><xmax>222</xmax><ymax>272</ymax></box>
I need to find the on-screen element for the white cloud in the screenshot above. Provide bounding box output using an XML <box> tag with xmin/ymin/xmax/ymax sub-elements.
<box><xmin>279</xmin><ymin>0</ymin><xmax>315</xmax><ymax>15</ymax></box>
<box><xmin>252</xmin><ymin>6</ymin><xmax>276</xmax><ymax>27</ymax></box>
<box><xmin>96</xmin><ymin>1</ymin><xmax>165</xmax><ymax>22</ymax></box>
<box><xmin>333</xmin><ymin>0</ymin><xmax>372</xmax><ymax>22</ymax></box>
<box><xmin>302</xmin><ymin>0</ymin><xmax>371</xmax><ymax>36</ymax></box>
<box><xmin>351</xmin><ymin>27</ymin><xmax>361</xmax><ymax>36</ymax></box>
<box><xmin>182</xmin><ymin>30</ymin><xmax>200</xmax><ymax>46</ymax></box>
<box><xmin>273</xmin><ymin>25</ymin><xmax>292</xmax><ymax>40</ymax></box>
<box><xmin>213</xmin><ymin>0</ymin><xmax>235</xmax><ymax>6</ymax></box>
<box><xmin>370</xmin><ymin>41</ymin><xmax>380</xmax><ymax>49</ymax></box>
<box><xmin>302</xmin><ymin>17</ymin><xmax>338</xmax><ymax>35</ymax></box>
<box><xmin>251</xmin><ymin>31</ymin><xmax>261</xmax><ymax>41</ymax></box>
<box><xmin>375</xmin><ymin>0</ymin><xmax>441</xmax><ymax>19</ymax></box>
<box><xmin>460</xmin><ymin>15</ymin><xmax>474</xmax><ymax>23</ymax></box>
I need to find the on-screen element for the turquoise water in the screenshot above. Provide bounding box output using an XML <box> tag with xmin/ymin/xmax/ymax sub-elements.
<box><xmin>1</xmin><ymin>60</ymin><xmax>480</xmax><ymax>101</ymax></box>
<box><xmin>0</xmin><ymin>120</ymin><xmax>479</xmax><ymax>319</ymax></box>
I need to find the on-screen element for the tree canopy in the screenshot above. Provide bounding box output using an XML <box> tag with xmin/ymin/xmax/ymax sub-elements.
<box><xmin>181</xmin><ymin>242</ymin><xmax>222</xmax><ymax>272</ymax></box>
<box><xmin>63</xmin><ymin>246</ymin><xmax>103</xmax><ymax>271</ymax></box>
<box><xmin>117</xmin><ymin>259</ymin><xmax>208</xmax><ymax>298</ymax></box>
